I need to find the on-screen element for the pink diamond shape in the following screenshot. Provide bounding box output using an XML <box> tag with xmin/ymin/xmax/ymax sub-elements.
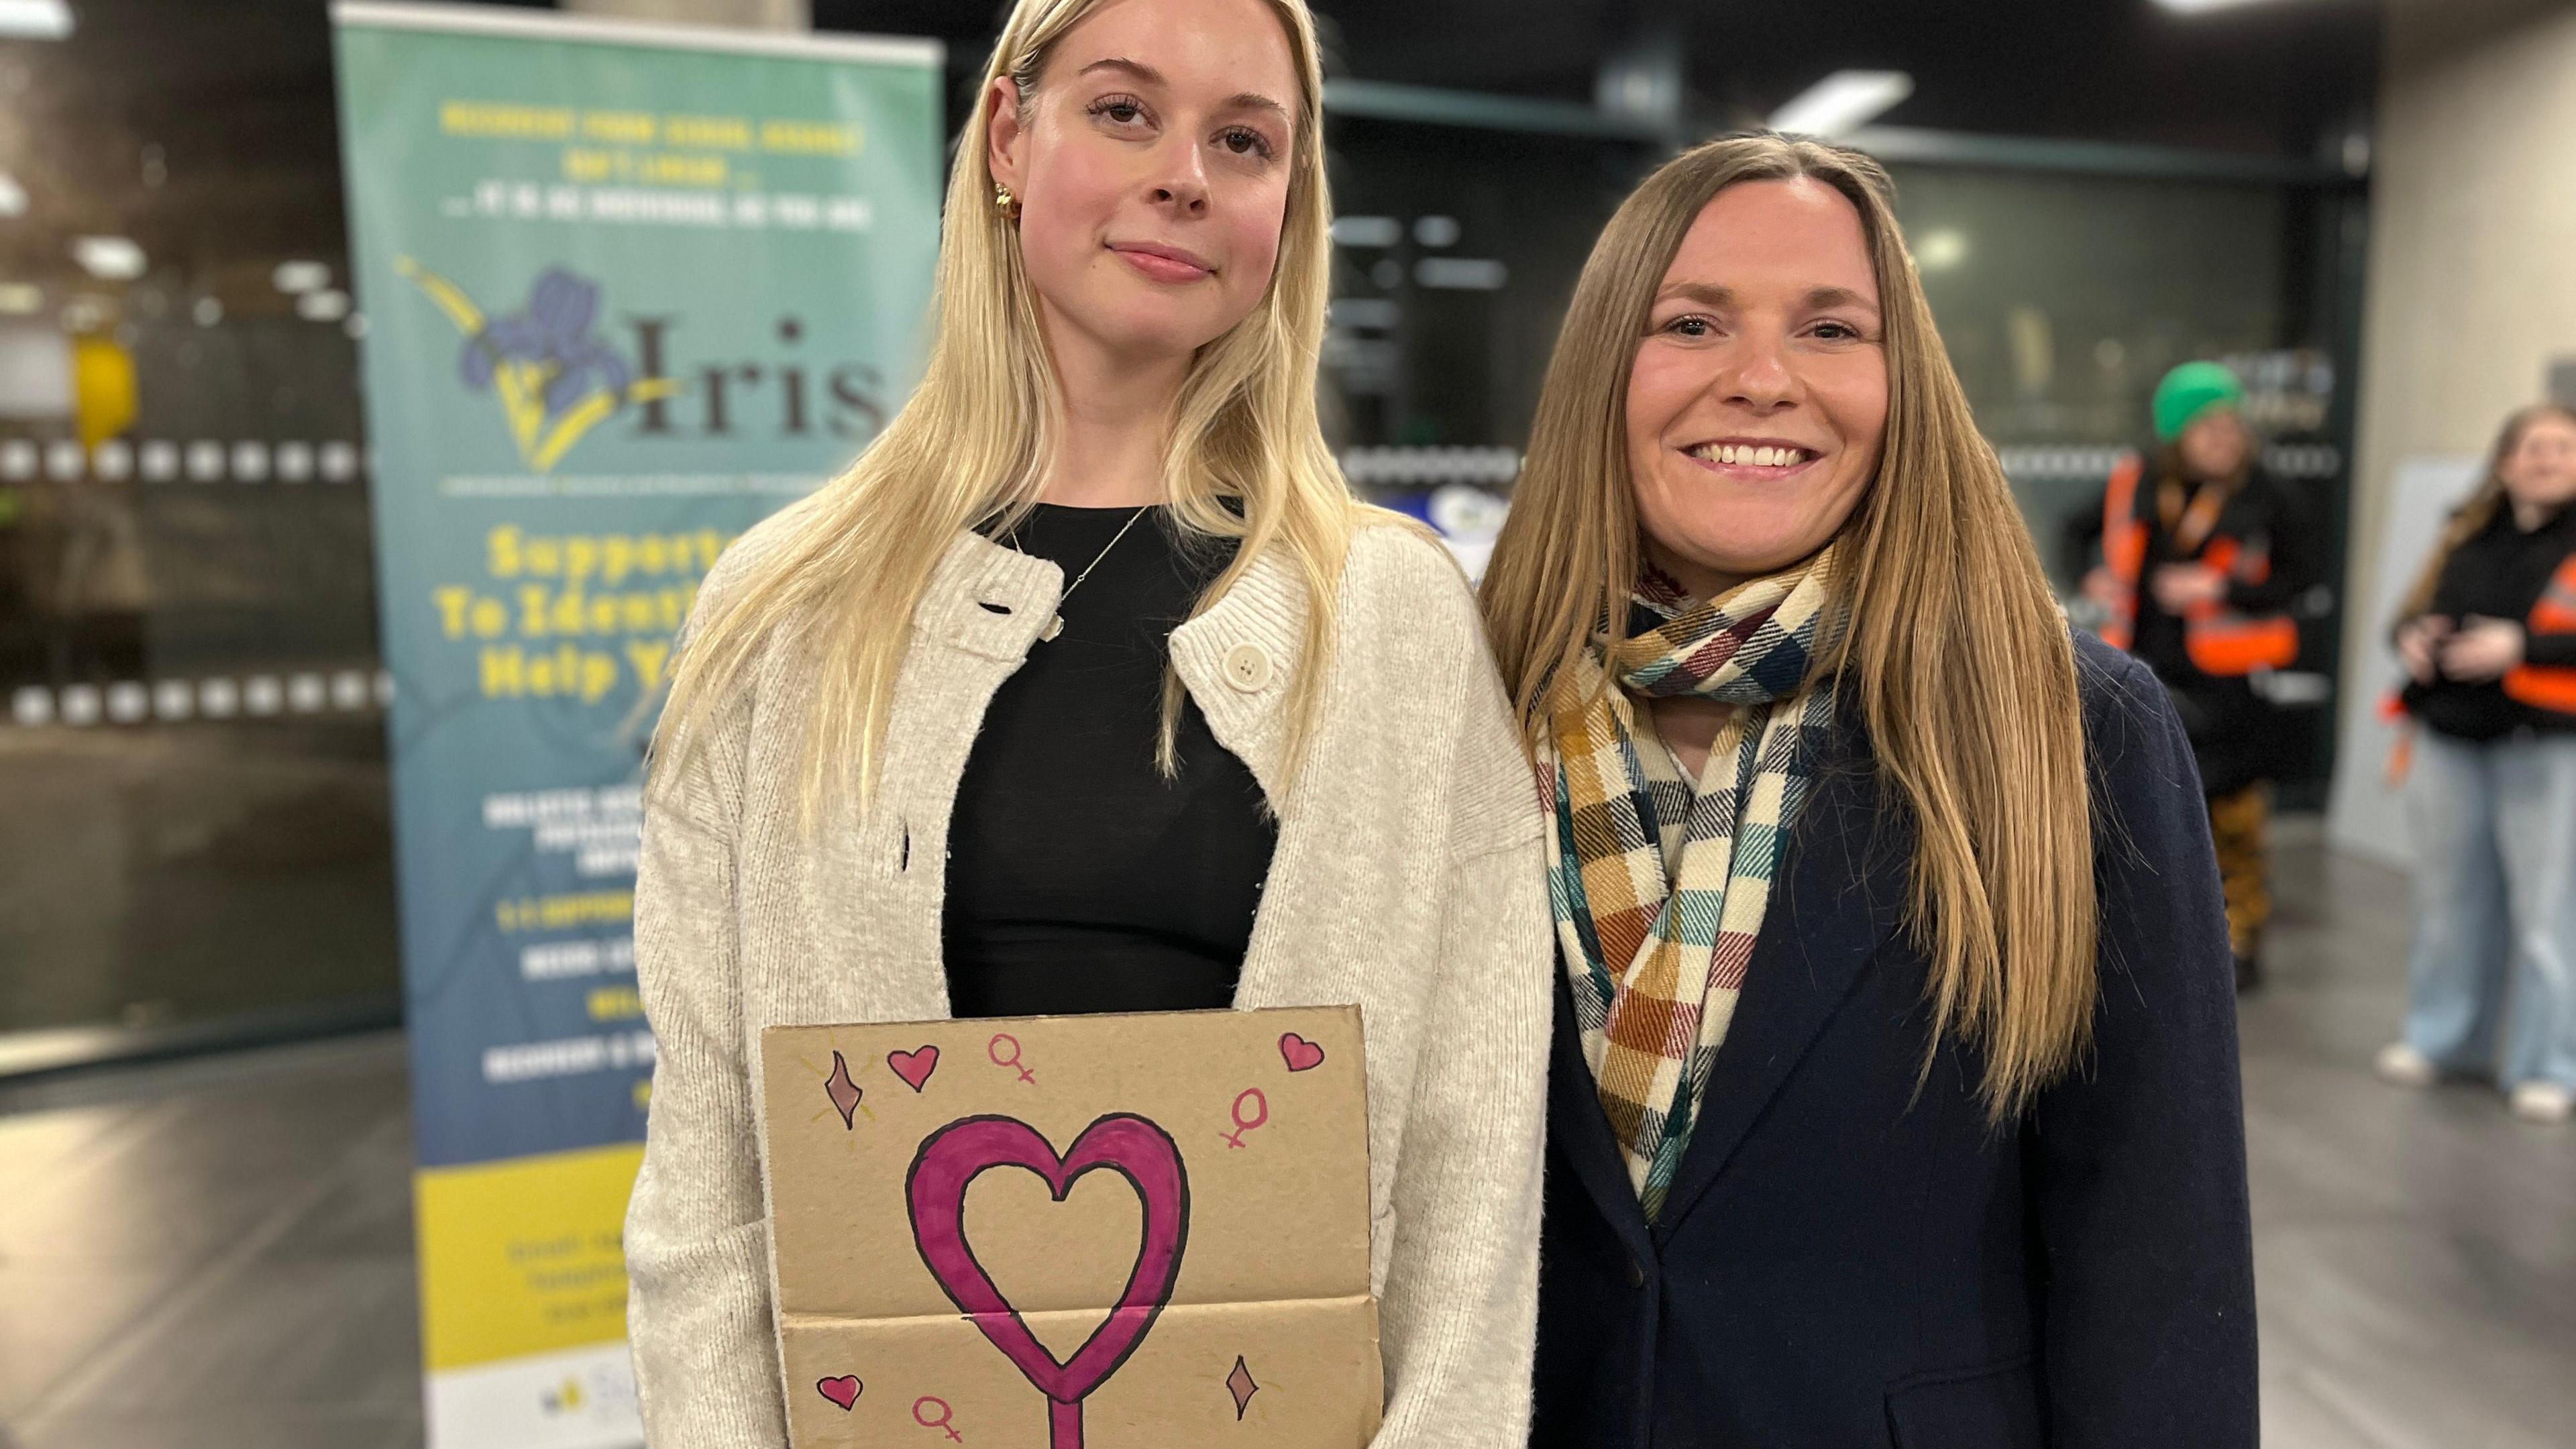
<box><xmin>1227</xmin><ymin>1355</ymin><xmax>1258</xmax><ymax>1419</ymax></box>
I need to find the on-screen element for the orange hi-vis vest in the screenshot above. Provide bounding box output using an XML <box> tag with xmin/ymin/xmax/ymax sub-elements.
<box><xmin>2504</xmin><ymin>553</ymin><xmax>2576</xmax><ymax>716</ymax></box>
<box><xmin>2098</xmin><ymin>454</ymin><xmax>2148</xmax><ymax>652</ymax></box>
<box><xmin>2096</xmin><ymin>453</ymin><xmax>2299</xmax><ymax>676</ymax></box>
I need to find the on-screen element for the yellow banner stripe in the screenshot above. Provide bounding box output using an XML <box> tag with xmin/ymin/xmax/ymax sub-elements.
<box><xmin>415</xmin><ymin>1142</ymin><xmax>645</xmax><ymax>1371</ymax></box>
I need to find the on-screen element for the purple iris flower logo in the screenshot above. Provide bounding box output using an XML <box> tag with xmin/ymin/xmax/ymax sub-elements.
<box><xmin>460</xmin><ymin>268</ymin><xmax>633</xmax><ymax>420</ymax></box>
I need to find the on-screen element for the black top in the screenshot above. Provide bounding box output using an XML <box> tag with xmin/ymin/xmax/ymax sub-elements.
<box><xmin>942</xmin><ymin>504</ymin><xmax>1275</xmax><ymax>1018</ymax></box>
<box><xmin>1534</xmin><ymin>633</ymin><xmax>2257</xmax><ymax>1449</ymax></box>
<box><xmin>2400</xmin><ymin>500</ymin><xmax>2576</xmax><ymax>741</ymax></box>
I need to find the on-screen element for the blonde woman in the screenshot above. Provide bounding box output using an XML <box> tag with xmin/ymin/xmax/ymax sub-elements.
<box><xmin>1480</xmin><ymin>135</ymin><xmax>2256</xmax><ymax>1447</ymax></box>
<box><xmin>2377</xmin><ymin>403</ymin><xmax>2576</xmax><ymax>1123</ymax></box>
<box><xmin>623</xmin><ymin>0</ymin><xmax>1551</xmax><ymax>1444</ymax></box>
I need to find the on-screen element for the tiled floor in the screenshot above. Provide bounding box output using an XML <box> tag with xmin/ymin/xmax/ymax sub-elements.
<box><xmin>1</xmin><ymin>830</ymin><xmax>2571</xmax><ymax>1448</ymax></box>
<box><xmin>2243</xmin><ymin>838</ymin><xmax>2576</xmax><ymax>1449</ymax></box>
<box><xmin>0</xmin><ymin>1034</ymin><xmax>423</xmax><ymax>1449</ymax></box>
<box><xmin>0</xmin><ymin>721</ymin><xmax>400</xmax><ymax>1038</ymax></box>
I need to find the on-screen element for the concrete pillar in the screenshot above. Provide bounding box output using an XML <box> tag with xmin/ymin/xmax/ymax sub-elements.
<box><xmin>559</xmin><ymin>0</ymin><xmax>810</xmax><ymax>32</ymax></box>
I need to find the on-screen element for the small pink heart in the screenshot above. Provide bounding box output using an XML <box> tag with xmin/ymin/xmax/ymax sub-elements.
<box><xmin>816</xmin><ymin>1375</ymin><xmax>862</xmax><ymax>1411</ymax></box>
<box><xmin>888</xmin><ymin>1046</ymin><xmax>940</xmax><ymax>1093</ymax></box>
<box><xmin>1279</xmin><ymin>1032</ymin><xmax>1326</xmax><ymax>1073</ymax></box>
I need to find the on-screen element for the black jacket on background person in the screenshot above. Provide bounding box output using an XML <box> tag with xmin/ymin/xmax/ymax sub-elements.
<box><xmin>2398</xmin><ymin>501</ymin><xmax>2576</xmax><ymax>741</ymax></box>
<box><xmin>2072</xmin><ymin>458</ymin><xmax>2316</xmax><ymax>798</ymax></box>
<box><xmin>1530</xmin><ymin>633</ymin><xmax>2258</xmax><ymax>1449</ymax></box>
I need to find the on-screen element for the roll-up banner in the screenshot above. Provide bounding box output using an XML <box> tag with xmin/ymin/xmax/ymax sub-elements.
<box><xmin>328</xmin><ymin>5</ymin><xmax>942</xmax><ymax>1442</ymax></box>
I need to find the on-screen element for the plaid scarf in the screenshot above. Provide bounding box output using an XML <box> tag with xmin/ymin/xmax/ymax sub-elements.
<box><xmin>1538</xmin><ymin>545</ymin><xmax>1842</xmax><ymax>1218</ymax></box>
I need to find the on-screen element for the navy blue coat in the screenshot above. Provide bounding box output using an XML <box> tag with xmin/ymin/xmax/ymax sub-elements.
<box><xmin>1531</xmin><ymin>633</ymin><xmax>2257</xmax><ymax>1449</ymax></box>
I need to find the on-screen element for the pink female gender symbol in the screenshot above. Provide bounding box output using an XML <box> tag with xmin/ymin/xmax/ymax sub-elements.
<box><xmin>914</xmin><ymin>1395</ymin><xmax>963</xmax><ymax>1442</ymax></box>
<box><xmin>1221</xmin><ymin>1087</ymin><xmax>1269</xmax><ymax>1148</ymax></box>
<box><xmin>987</xmin><ymin>1033</ymin><xmax>1036</xmax><ymax>1085</ymax></box>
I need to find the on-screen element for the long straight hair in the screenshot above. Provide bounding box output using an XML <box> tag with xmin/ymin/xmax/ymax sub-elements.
<box><xmin>2395</xmin><ymin>402</ymin><xmax>2576</xmax><ymax>624</ymax></box>
<box><xmin>1480</xmin><ymin>133</ymin><xmax>2098</xmax><ymax>1122</ymax></box>
<box><xmin>648</xmin><ymin>0</ymin><xmax>1352</xmax><ymax>821</ymax></box>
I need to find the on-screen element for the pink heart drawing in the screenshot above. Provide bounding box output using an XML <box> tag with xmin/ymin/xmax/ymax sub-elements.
<box><xmin>888</xmin><ymin>1045</ymin><xmax>941</xmax><ymax>1093</ymax></box>
<box><xmin>1279</xmin><ymin>1032</ymin><xmax>1326</xmax><ymax>1073</ymax></box>
<box><xmin>816</xmin><ymin>1375</ymin><xmax>863</xmax><ymax>1411</ymax></box>
<box><xmin>907</xmin><ymin>1114</ymin><xmax>1190</xmax><ymax>1449</ymax></box>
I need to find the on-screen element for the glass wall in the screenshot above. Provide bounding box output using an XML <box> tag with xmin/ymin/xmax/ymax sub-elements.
<box><xmin>0</xmin><ymin>2</ymin><xmax>398</xmax><ymax>1053</ymax></box>
<box><xmin>1890</xmin><ymin>166</ymin><xmax>2345</xmax><ymax>592</ymax></box>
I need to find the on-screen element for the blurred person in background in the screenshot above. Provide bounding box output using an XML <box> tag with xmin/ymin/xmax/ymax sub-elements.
<box><xmin>2375</xmin><ymin>402</ymin><xmax>2576</xmax><ymax>1125</ymax></box>
<box><xmin>622</xmin><ymin>0</ymin><xmax>1551</xmax><ymax>1442</ymax></box>
<box><xmin>2084</xmin><ymin>361</ymin><xmax>2314</xmax><ymax>991</ymax></box>
<box><xmin>1484</xmin><ymin>133</ymin><xmax>2255</xmax><ymax>1449</ymax></box>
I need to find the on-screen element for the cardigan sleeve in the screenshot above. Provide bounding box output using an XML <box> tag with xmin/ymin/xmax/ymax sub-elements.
<box><xmin>1371</xmin><ymin>835</ymin><xmax>1554</xmax><ymax>1449</ymax></box>
<box><xmin>2024</xmin><ymin>643</ymin><xmax>2259</xmax><ymax>1448</ymax></box>
<box><xmin>625</xmin><ymin>616</ymin><xmax>787</xmax><ymax>1448</ymax></box>
<box><xmin>1370</xmin><ymin>641</ymin><xmax>1554</xmax><ymax>1449</ymax></box>
<box><xmin>627</xmin><ymin>786</ymin><xmax>788</xmax><ymax>1448</ymax></box>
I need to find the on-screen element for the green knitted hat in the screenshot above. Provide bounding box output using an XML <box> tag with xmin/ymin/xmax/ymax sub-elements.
<box><xmin>2152</xmin><ymin>361</ymin><xmax>2245</xmax><ymax>443</ymax></box>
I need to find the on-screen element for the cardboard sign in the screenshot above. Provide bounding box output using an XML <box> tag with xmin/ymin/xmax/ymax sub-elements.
<box><xmin>761</xmin><ymin>1007</ymin><xmax>1380</xmax><ymax>1449</ymax></box>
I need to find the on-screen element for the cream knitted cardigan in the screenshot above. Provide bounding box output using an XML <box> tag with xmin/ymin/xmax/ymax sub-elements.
<box><xmin>625</xmin><ymin>514</ymin><xmax>1552</xmax><ymax>1449</ymax></box>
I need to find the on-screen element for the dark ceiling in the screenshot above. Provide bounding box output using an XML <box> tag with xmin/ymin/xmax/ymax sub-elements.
<box><xmin>0</xmin><ymin>0</ymin><xmax>2380</xmax><ymax>323</ymax></box>
<box><xmin>827</xmin><ymin>0</ymin><xmax>2382</xmax><ymax>158</ymax></box>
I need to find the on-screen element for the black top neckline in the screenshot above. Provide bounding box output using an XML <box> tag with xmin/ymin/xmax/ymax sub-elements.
<box><xmin>2502</xmin><ymin>500</ymin><xmax>2572</xmax><ymax>538</ymax></box>
<box><xmin>942</xmin><ymin>502</ymin><xmax>1273</xmax><ymax>1019</ymax></box>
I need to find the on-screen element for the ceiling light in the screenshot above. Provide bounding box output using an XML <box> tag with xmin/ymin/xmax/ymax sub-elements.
<box><xmin>1769</xmin><ymin>70</ymin><xmax>1914</xmax><ymax>138</ymax></box>
<box><xmin>1330</xmin><ymin>216</ymin><xmax>1401</xmax><ymax>248</ymax></box>
<box><xmin>1328</xmin><ymin>298</ymin><xmax>1401</xmax><ymax>330</ymax></box>
<box><xmin>0</xmin><ymin>1</ymin><xmax>72</xmax><ymax>41</ymax></box>
<box><xmin>2153</xmin><ymin>0</ymin><xmax>2277</xmax><ymax>12</ymax></box>
<box><xmin>272</xmin><ymin>260</ymin><xmax>329</xmax><ymax>294</ymax></box>
<box><xmin>1914</xmin><ymin>229</ymin><xmax>1969</xmax><ymax>272</ymax></box>
<box><xmin>0</xmin><ymin>282</ymin><xmax>40</xmax><ymax>315</ymax></box>
<box><xmin>298</xmin><ymin>288</ymin><xmax>350</xmax><ymax>322</ymax></box>
<box><xmin>70</xmin><ymin>235</ymin><xmax>145</xmax><ymax>280</ymax></box>
<box><xmin>0</xmin><ymin>173</ymin><xmax>24</xmax><ymax>218</ymax></box>
<box><xmin>1414</xmin><ymin>257</ymin><xmax>1507</xmax><ymax>290</ymax></box>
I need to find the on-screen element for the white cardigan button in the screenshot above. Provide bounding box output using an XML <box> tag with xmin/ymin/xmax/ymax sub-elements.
<box><xmin>1223</xmin><ymin>643</ymin><xmax>1273</xmax><ymax>692</ymax></box>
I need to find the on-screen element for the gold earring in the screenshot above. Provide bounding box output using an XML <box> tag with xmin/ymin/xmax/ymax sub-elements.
<box><xmin>994</xmin><ymin>182</ymin><xmax>1018</xmax><ymax>218</ymax></box>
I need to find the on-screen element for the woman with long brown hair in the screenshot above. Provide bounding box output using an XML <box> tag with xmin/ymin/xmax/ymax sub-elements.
<box><xmin>2375</xmin><ymin>402</ymin><xmax>2576</xmax><ymax>1124</ymax></box>
<box><xmin>1481</xmin><ymin>133</ymin><xmax>2255</xmax><ymax>1446</ymax></box>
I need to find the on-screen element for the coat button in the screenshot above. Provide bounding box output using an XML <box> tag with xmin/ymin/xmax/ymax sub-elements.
<box><xmin>1626</xmin><ymin>1256</ymin><xmax>1648</xmax><ymax>1289</ymax></box>
<box><xmin>1222</xmin><ymin>643</ymin><xmax>1273</xmax><ymax>692</ymax></box>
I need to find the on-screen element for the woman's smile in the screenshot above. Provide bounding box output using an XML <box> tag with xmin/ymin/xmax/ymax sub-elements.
<box><xmin>1676</xmin><ymin>437</ymin><xmax>1827</xmax><ymax>481</ymax></box>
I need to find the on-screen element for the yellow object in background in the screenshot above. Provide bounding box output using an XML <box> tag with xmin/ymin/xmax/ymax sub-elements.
<box><xmin>72</xmin><ymin>337</ymin><xmax>138</xmax><ymax>449</ymax></box>
<box><xmin>413</xmin><ymin>1142</ymin><xmax>645</xmax><ymax>1371</ymax></box>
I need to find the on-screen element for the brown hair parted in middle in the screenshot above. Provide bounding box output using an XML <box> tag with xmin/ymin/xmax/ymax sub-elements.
<box><xmin>1479</xmin><ymin>131</ymin><xmax>2098</xmax><ymax>1122</ymax></box>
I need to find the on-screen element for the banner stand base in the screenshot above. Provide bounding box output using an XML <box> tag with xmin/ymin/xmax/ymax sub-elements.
<box><xmin>428</xmin><ymin>1342</ymin><xmax>641</xmax><ymax>1449</ymax></box>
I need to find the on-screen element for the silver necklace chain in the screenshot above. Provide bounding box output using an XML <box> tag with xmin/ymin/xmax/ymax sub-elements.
<box><xmin>1040</xmin><ymin>505</ymin><xmax>1152</xmax><ymax>641</ymax></box>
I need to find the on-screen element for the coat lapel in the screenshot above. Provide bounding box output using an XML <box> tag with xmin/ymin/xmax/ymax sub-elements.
<box><xmin>1550</xmin><ymin>971</ymin><xmax>1660</xmax><ymax>1263</ymax></box>
<box><xmin>1650</xmin><ymin>735</ymin><xmax>1912</xmax><ymax>1240</ymax></box>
